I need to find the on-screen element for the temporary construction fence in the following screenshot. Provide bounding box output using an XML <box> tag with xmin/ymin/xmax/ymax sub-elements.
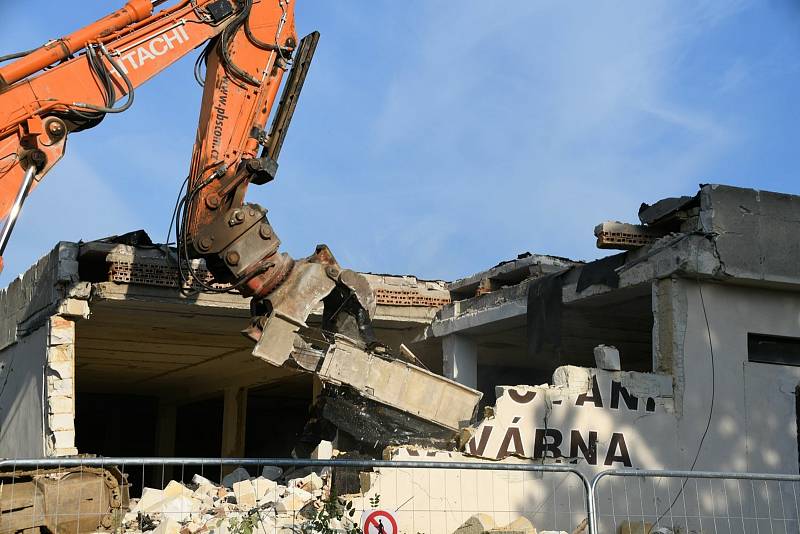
<box><xmin>591</xmin><ymin>468</ymin><xmax>800</xmax><ymax>534</ymax></box>
<box><xmin>0</xmin><ymin>457</ymin><xmax>593</xmax><ymax>534</ymax></box>
<box><xmin>4</xmin><ymin>457</ymin><xmax>800</xmax><ymax>534</ymax></box>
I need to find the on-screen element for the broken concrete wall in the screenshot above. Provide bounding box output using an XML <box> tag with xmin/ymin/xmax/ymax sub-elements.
<box><xmin>699</xmin><ymin>184</ymin><xmax>800</xmax><ymax>285</ymax></box>
<box><xmin>621</xmin><ymin>185</ymin><xmax>800</xmax><ymax>287</ymax></box>
<box><xmin>0</xmin><ymin>242</ymin><xmax>81</xmax><ymax>350</ymax></box>
<box><xmin>463</xmin><ymin>366</ymin><xmax>677</xmax><ymax>469</ymax></box>
<box><xmin>335</xmin><ymin>366</ymin><xmax>675</xmax><ymax>533</ymax></box>
<box><xmin>377</xmin><ymin>272</ymin><xmax>800</xmax><ymax>531</ymax></box>
<box><xmin>448</xmin><ymin>277</ymin><xmax>800</xmax><ymax>475</ymax></box>
<box><xmin>1</xmin><ymin>237</ymin><xmax>458</xmax><ymax>460</ymax></box>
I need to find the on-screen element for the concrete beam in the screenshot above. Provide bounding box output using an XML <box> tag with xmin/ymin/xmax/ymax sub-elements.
<box><xmin>317</xmin><ymin>338</ymin><xmax>482</xmax><ymax>431</ymax></box>
<box><xmin>427</xmin><ymin>280</ymin><xmax>530</xmax><ymax>339</ymax></box>
<box><xmin>448</xmin><ymin>253</ymin><xmax>576</xmax><ymax>299</ymax></box>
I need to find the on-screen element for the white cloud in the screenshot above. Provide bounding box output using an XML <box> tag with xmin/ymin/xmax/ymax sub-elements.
<box><xmin>356</xmin><ymin>1</ymin><xmax>745</xmax><ymax>277</ymax></box>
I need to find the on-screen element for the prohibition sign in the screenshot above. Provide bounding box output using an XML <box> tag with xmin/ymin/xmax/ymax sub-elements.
<box><xmin>362</xmin><ymin>510</ymin><xmax>398</xmax><ymax>534</ymax></box>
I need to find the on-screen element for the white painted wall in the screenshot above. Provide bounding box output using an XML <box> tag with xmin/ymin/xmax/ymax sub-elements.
<box><xmin>679</xmin><ymin>279</ymin><xmax>800</xmax><ymax>474</ymax></box>
<box><xmin>0</xmin><ymin>325</ymin><xmax>46</xmax><ymax>458</ymax></box>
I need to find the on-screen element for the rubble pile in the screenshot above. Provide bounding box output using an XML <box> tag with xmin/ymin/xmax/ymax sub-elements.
<box><xmin>120</xmin><ymin>468</ymin><xmax>341</xmax><ymax>534</ymax></box>
<box><xmin>115</xmin><ymin>468</ymin><xmax>578</xmax><ymax>534</ymax></box>
<box><xmin>451</xmin><ymin>513</ymin><xmax>589</xmax><ymax>534</ymax></box>
<box><xmin>452</xmin><ymin>514</ymin><xmax>539</xmax><ymax>534</ymax></box>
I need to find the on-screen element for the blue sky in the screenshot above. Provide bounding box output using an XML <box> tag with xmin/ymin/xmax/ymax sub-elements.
<box><xmin>1</xmin><ymin>1</ymin><xmax>799</xmax><ymax>288</ymax></box>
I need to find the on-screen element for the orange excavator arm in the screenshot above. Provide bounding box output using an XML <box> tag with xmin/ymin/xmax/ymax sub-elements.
<box><xmin>0</xmin><ymin>0</ymin><xmax>378</xmax><ymax>358</ymax></box>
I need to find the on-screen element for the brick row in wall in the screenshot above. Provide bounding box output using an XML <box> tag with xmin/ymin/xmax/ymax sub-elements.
<box><xmin>45</xmin><ymin>316</ymin><xmax>78</xmax><ymax>456</ymax></box>
<box><xmin>373</xmin><ymin>288</ymin><xmax>450</xmax><ymax>307</ymax></box>
<box><xmin>108</xmin><ymin>260</ymin><xmax>228</xmax><ymax>290</ymax></box>
<box><xmin>108</xmin><ymin>261</ymin><xmax>450</xmax><ymax>308</ymax></box>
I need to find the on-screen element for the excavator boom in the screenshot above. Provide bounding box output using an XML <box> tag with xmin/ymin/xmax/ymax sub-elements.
<box><xmin>0</xmin><ymin>0</ymin><xmax>376</xmax><ymax>357</ymax></box>
<box><xmin>0</xmin><ymin>0</ymin><xmax>232</xmax><ymax>227</ymax></box>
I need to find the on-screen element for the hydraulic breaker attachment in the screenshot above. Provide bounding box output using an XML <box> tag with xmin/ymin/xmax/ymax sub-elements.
<box><xmin>182</xmin><ymin>25</ymin><xmax>379</xmax><ymax>364</ymax></box>
<box><xmin>242</xmin><ymin>244</ymin><xmax>377</xmax><ymax>366</ymax></box>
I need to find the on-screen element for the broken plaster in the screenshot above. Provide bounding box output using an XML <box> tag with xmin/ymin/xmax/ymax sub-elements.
<box><xmin>459</xmin><ymin>365</ymin><xmax>676</xmax><ymax>468</ymax></box>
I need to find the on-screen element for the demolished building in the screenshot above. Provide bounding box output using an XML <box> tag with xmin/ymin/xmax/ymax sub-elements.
<box><xmin>0</xmin><ymin>235</ymin><xmax>470</xmax><ymax>461</ymax></box>
<box><xmin>2</xmin><ymin>183</ymin><xmax>800</xmax><ymax>533</ymax></box>
<box><xmin>410</xmin><ymin>183</ymin><xmax>800</xmax><ymax>475</ymax></box>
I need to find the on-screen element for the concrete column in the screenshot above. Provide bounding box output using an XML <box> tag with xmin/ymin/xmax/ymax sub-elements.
<box><xmin>442</xmin><ymin>334</ymin><xmax>478</xmax><ymax>389</ymax></box>
<box><xmin>221</xmin><ymin>387</ymin><xmax>248</xmax><ymax>472</ymax></box>
<box><xmin>156</xmin><ymin>402</ymin><xmax>176</xmax><ymax>481</ymax></box>
<box><xmin>156</xmin><ymin>403</ymin><xmax>177</xmax><ymax>456</ymax></box>
<box><xmin>312</xmin><ymin>376</ymin><xmax>323</xmax><ymax>404</ymax></box>
<box><xmin>45</xmin><ymin>316</ymin><xmax>78</xmax><ymax>457</ymax></box>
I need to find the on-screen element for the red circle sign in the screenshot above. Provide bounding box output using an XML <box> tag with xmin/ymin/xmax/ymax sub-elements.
<box><xmin>363</xmin><ymin>510</ymin><xmax>398</xmax><ymax>534</ymax></box>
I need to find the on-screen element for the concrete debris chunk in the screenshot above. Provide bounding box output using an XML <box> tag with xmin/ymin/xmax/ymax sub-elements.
<box><xmin>292</xmin><ymin>471</ymin><xmax>324</xmax><ymax>493</ymax></box>
<box><xmin>131</xmin><ymin>487</ymin><xmax>164</xmax><ymax>513</ymax></box>
<box><xmin>115</xmin><ymin>462</ymin><xmax>568</xmax><ymax>534</ymax></box>
<box><xmin>593</xmin><ymin>344</ymin><xmax>621</xmax><ymax>371</ymax></box>
<box><xmin>317</xmin><ymin>336</ymin><xmax>482</xmax><ymax>434</ymax></box>
<box><xmin>312</xmin><ymin>439</ymin><xmax>334</xmax><ymax>460</ymax></box>
<box><xmin>452</xmin><ymin>513</ymin><xmax>496</xmax><ymax>534</ymax></box>
<box><xmin>155</xmin><ymin>494</ymin><xmax>201</xmax><ymax>521</ymax></box>
<box><xmin>192</xmin><ymin>473</ymin><xmax>217</xmax><ymax>487</ymax></box>
<box><xmin>275</xmin><ymin>487</ymin><xmax>314</xmax><ymax>512</ymax></box>
<box><xmin>192</xmin><ymin>480</ymin><xmax>218</xmax><ymax>500</ymax></box>
<box><xmin>253</xmin><ymin>476</ymin><xmax>278</xmax><ymax>502</ymax></box>
<box><xmin>261</xmin><ymin>465</ymin><xmax>283</xmax><ymax>480</ymax></box>
<box><xmin>120</xmin><ymin>469</ymin><xmax>327</xmax><ymax>534</ymax></box>
<box><xmin>491</xmin><ymin>516</ymin><xmax>537</xmax><ymax>534</ymax></box>
<box><xmin>259</xmin><ymin>487</ymin><xmax>282</xmax><ymax>506</ymax></box>
<box><xmin>152</xmin><ymin>517</ymin><xmax>181</xmax><ymax>534</ymax></box>
<box><xmin>232</xmin><ymin>479</ymin><xmax>257</xmax><ymax>508</ymax></box>
<box><xmin>253</xmin><ymin>515</ymin><xmax>278</xmax><ymax>534</ymax></box>
<box><xmin>359</xmin><ymin>471</ymin><xmax>378</xmax><ymax>493</ymax></box>
<box><xmin>618</xmin><ymin>521</ymin><xmax>654</xmax><ymax>534</ymax></box>
<box><xmin>221</xmin><ymin>467</ymin><xmax>252</xmax><ymax>488</ymax></box>
<box><xmin>163</xmin><ymin>480</ymin><xmax>193</xmax><ymax>499</ymax></box>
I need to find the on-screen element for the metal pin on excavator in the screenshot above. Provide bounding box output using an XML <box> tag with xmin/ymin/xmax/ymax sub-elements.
<box><xmin>0</xmin><ymin>0</ymin><xmax>379</xmax><ymax>363</ymax></box>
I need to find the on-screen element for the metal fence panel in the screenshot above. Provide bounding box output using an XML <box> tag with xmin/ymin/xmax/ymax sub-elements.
<box><xmin>590</xmin><ymin>469</ymin><xmax>800</xmax><ymax>534</ymax></box>
<box><xmin>0</xmin><ymin>457</ymin><xmax>592</xmax><ymax>534</ymax></box>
